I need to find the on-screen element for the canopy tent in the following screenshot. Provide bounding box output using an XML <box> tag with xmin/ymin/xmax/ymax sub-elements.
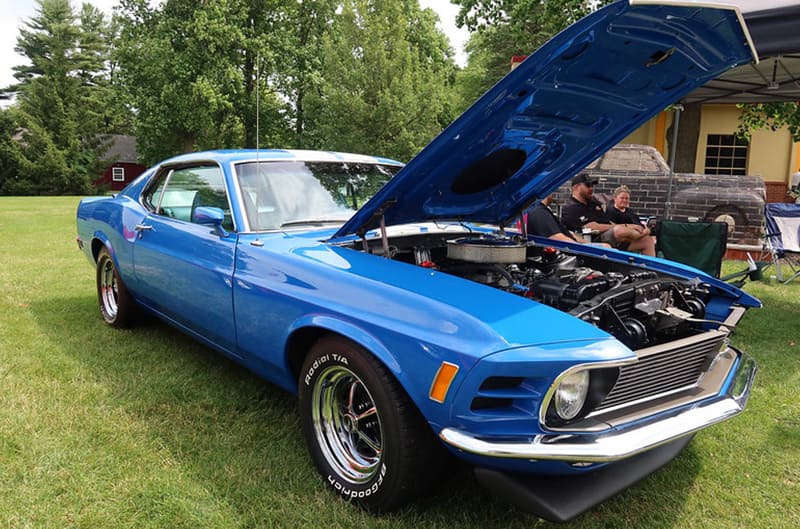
<box><xmin>660</xmin><ymin>1</ymin><xmax>800</xmax><ymax>217</ymax></box>
<box><xmin>682</xmin><ymin>0</ymin><xmax>800</xmax><ymax>103</ymax></box>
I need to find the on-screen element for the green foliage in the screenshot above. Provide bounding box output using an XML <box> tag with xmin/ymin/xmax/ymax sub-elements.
<box><xmin>738</xmin><ymin>102</ymin><xmax>800</xmax><ymax>142</ymax></box>
<box><xmin>272</xmin><ymin>0</ymin><xmax>339</xmax><ymax>148</ymax></box>
<box><xmin>0</xmin><ymin>109</ymin><xmax>23</xmax><ymax>192</ymax></box>
<box><xmin>3</xmin><ymin>0</ymin><xmax>464</xmax><ymax>187</ymax></box>
<box><xmin>115</xmin><ymin>0</ymin><xmax>259</xmax><ymax>163</ymax></box>
<box><xmin>452</xmin><ymin>0</ymin><xmax>612</xmax><ymax>113</ymax></box>
<box><xmin>302</xmin><ymin>0</ymin><xmax>456</xmax><ymax>161</ymax></box>
<box><xmin>2</xmin><ymin>0</ymin><xmax>118</xmax><ymax>195</ymax></box>
<box><xmin>114</xmin><ymin>0</ymin><xmax>457</xmax><ymax>164</ymax></box>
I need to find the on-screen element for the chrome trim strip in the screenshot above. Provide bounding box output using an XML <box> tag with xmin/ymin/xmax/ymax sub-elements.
<box><xmin>440</xmin><ymin>350</ymin><xmax>755</xmax><ymax>463</ymax></box>
<box><xmin>541</xmin><ymin>328</ymin><xmax>732</xmax><ymax>430</ymax></box>
<box><xmin>634</xmin><ymin>329</ymin><xmax>728</xmax><ymax>358</ymax></box>
<box><xmin>537</xmin><ymin>357</ymin><xmax>638</xmax><ymax>427</ymax></box>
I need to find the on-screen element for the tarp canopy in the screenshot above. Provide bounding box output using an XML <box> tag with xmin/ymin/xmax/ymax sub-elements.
<box><xmin>680</xmin><ymin>0</ymin><xmax>800</xmax><ymax>103</ymax></box>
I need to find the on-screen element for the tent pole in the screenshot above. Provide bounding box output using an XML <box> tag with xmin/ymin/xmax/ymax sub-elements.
<box><xmin>666</xmin><ymin>104</ymin><xmax>683</xmax><ymax>220</ymax></box>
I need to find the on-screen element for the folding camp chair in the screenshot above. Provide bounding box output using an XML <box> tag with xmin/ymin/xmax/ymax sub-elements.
<box><xmin>655</xmin><ymin>220</ymin><xmax>728</xmax><ymax>277</ymax></box>
<box><xmin>764</xmin><ymin>203</ymin><xmax>800</xmax><ymax>284</ymax></box>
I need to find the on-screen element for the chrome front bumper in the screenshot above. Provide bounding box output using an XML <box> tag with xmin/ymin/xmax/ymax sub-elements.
<box><xmin>439</xmin><ymin>352</ymin><xmax>756</xmax><ymax>463</ymax></box>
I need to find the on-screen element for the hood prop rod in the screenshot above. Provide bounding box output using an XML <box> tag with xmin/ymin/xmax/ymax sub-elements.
<box><xmin>379</xmin><ymin>215</ymin><xmax>390</xmax><ymax>258</ymax></box>
<box><xmin>357</xmin><ymin>199</ymin><xmax>397</xmax><ymax>257</ymax></box>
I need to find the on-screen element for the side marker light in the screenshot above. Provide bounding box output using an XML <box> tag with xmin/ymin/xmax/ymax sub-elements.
<box><xmin>429</xmin><ymin>362</ymin><xmax>459</xmax><ymax>403</ymax></box>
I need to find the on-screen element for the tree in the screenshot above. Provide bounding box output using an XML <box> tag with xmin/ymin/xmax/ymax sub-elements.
<box><xmin>0</xmin><ymin>109</ymin><xmax>23</xmax><ymax>193</ymax></box>
<box><xmin>278</xmin><ymin>0</ymin><xmax>339</xmax><ymax>148</ymax></box>
<box><xmin>452</xmin><ymin>0</ymin><xmax>611</xmax><ymax>113</ymax></box>
<box><xmin>3</xmin><ymin>0</ymin><xmax>114</xmax><ymax>195</ymax></box>
<box><xmin>115</xmin><ymin>0</ymin><xmax>300</xmax><ymax>164</ymax></box>
<box><xmin>302</xmin><ymin>0</ymin><xmax>456</xmax><ymax>161</ymax></box>
<box><xmin>738</xmin><ymin>102</ymin><xmax>800</xmax><ymax>142</ymax></box>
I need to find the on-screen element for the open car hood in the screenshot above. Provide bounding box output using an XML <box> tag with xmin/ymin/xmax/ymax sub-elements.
<box><xmin>332</xmin><ymin>0</ymin><xmax>756</xmax><ymax>240</ymax></box>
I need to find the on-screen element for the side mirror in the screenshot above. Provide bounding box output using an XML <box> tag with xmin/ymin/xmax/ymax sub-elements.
<box><xmin>192</xmin><ymin>206</ymin><xmax>228</xmax><ymax>236</ymax></box>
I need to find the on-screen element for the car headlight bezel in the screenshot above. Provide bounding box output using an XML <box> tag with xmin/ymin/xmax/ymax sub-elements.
<box><xmin>542</xmin><ymin>366</ymin><xmax>620</xmax><ymax>428</ymax></box>
<box><xmin>553</xmin><ymin>370</ymin><xmax>590</xmax><ymax>421</ymax></box>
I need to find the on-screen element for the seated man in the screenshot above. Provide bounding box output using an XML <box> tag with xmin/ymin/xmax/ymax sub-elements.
<box><xmin>526</xmin><ymin>194</ymin><xmax>578</xmax><ymax>242</ymax></box>
<box><xmin>561</xmin><ymin>174</ymin><xmax>655</xmax><ymax>256</ymax></box>
<box><xmin>526</xmin><ymin>194</ymin><xmax>610</xmax><ymax>247</ymax></box>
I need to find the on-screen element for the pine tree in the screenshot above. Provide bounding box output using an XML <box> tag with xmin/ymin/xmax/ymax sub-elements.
<box><xmin>3</xmin><ymin>0</ymin><xmax>114</xmax><ymax>195</ymax></box>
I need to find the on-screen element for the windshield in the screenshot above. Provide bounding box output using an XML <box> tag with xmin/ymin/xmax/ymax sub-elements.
<box><xmin>235</xmin><ymin>160</ymin><xmax>401</xmax><ymax>231</ymax></box>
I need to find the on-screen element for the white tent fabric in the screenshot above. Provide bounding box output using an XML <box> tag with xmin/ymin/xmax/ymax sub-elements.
<box><xmin>675</xmin><ymin>0</ymin><xmax>800</xmax><ymax>103</ymax></box>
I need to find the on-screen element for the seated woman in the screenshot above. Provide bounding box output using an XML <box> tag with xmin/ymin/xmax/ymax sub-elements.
<box><xmin>607</xmin><ymin>185</ymin><xmax>651</xmax><ymax>236</ymax></box>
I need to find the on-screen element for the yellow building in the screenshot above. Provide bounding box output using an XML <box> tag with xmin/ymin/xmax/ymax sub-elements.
<box><xmin>623</xmin><ymin>105</ymin><xmax>799</xmax><ymax>203</ymax></box>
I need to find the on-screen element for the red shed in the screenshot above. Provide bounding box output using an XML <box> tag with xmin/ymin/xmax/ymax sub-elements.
<box><xmin>95</xmin><ymin>135</ymin><xmax>147</xmax><ymax>191</ymax></box>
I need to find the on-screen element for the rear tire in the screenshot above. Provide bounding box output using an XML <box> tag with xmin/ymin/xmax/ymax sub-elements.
<box><xmin>298</xmin><ymin>335</ymin><xmax>443</xmax><ymax>512</ymax></box>
<box><xmin>96</xmin><ymin>247</ymin><xmax>135</xmax><ymax>328</ymax></box>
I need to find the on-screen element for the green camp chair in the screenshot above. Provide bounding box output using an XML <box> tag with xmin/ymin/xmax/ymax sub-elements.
<box><xmin>655</xmin><ymin>220</ymin><xmax>728</xmax><ymax>277</ymax></box>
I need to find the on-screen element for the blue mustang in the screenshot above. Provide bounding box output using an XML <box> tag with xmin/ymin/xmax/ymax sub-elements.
<box><xmin>77</xmin><ymin>1</ymin><xmax>760</xmax><ymax>521</ymax></box>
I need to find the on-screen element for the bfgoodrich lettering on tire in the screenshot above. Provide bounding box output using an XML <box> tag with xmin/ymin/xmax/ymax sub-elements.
<box><xmin>299</xmin><ymin>335</ymin><xmax>444</xmax><ymax>512</ymax></box>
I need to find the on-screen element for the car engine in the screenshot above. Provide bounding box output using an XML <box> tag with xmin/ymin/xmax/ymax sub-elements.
<box><xmin>348</xmin><ymin>231</ymin><xmax>714</xmax><ymax>350</ymax></box>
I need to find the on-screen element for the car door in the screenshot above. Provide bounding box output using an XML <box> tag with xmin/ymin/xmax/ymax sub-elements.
<box><xmin>133</xmin><ymin>163</ymin><xmax>238</xmax><ymax>352</ymax></box>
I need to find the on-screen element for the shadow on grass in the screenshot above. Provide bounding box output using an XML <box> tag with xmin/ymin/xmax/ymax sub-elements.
<box><xmin>30</xmin><ymin>294</ymin><xmax>702</xmax><ymax>529</ymax></box>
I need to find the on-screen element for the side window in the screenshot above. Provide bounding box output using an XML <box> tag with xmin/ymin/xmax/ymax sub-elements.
<box><xmin>143</xmin><ymin>165</ymin><xmax>234</xmax><ymax>231</ymax></box>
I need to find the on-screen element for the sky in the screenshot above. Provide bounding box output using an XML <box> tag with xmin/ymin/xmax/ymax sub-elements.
<box><xmin>0</xmin><ymin>0</ymin><xmax>469</xmax><ymax>91</ymax></box>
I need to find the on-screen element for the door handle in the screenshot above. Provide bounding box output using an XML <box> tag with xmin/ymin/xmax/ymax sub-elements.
<box><xmin>134</xmin><ymin>224</ymin><xmax>153</xmax><ymax>232</ymax></box>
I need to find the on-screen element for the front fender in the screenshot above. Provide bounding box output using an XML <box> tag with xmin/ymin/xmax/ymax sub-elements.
<box><xmin>282</xmin><ymin>314</ymin><xmax>485</xmax><ymax>430</ymax></box>
<box><xmin>287</xmin><ymin>314</ymin><xmax>401</xmax><ymax>375</ymax></box>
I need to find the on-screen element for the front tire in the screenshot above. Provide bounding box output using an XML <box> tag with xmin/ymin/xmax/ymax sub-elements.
<box><xmin>96</xmin><ymin>247</ymin><xmax>135</xmax><ymax>328</ymax></box>
<box><xmin>298</xmin><ymin>335</ymin><xmax>443</xmax><ymax>512</ymax></box>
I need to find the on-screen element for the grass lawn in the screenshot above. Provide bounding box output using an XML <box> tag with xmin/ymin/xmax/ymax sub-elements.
<box><xmin>1</xmin><ymin>196</ymin><xmax>798</xmax><ymax>529</ymax></box>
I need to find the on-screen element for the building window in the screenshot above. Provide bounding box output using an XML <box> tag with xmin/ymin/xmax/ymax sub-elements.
<box><xmin>704</xmin><ymin>134</ymin><xmax>748</xmax><ymax>175</ymax></box>
<box><xmin>112</xmin><ymin>167</ymin><xmax>125</xmax><ymax>182</ymax></box>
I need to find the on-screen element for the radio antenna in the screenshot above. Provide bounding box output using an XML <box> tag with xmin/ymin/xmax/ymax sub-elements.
<box><xmin>256</xmin><ymin>52</ymin><xmax>260</xmax><ymax>158</ymax></box>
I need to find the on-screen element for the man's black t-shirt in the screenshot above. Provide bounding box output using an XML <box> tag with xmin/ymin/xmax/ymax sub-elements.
<box><xmin>526</xmin><ymin>202</ymin><xmax>575</xmax><ymax>240</ymax></box>
<box><xmin>561</xmin><ymin>196</ymin><xmax>610</xmax><ymax>231</ymax></box>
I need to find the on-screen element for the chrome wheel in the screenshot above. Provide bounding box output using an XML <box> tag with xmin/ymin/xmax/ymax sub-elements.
<box><xmin>300</xmin><ymin>336</ymin><xmax>446</xmax><ymax>511</ymax></box>
<box><xmin>96</xmin><ymin>247</ymin><xmax>135</xmax><ymax>328</ymax></box>
<box><xmin>99</xmin><ymin>256</ymin><xmax>119</xmax><ymax>320</ymax></box>
<box><xmin>311</xmin><ymin>365</ymin><xmax>383</xmax><ymax>484</ymax></box>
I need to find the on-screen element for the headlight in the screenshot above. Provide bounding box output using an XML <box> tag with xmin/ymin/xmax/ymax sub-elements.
<box><xmin>553</xmin><ymin>371</ymin><xmax>590</xmax><ymax>420</ymax></box>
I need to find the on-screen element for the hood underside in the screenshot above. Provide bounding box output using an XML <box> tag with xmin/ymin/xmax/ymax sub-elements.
<box><xmin>333</xmin><ymin>0</ymin><xmax>755</xmax><ymax>239</ymax></box>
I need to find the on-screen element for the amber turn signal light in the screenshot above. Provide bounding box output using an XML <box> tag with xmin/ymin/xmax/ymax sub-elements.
<box><xmin>429</xmin><ymin>362</ymin><xmax>459</xmax><ymax>403</ymax></box>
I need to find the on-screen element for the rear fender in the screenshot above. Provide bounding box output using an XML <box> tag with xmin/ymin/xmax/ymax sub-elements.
<box><xmin>91</xmin><ymin>232</ymin><xmax>115</xmax><ymax>264</ymax></box>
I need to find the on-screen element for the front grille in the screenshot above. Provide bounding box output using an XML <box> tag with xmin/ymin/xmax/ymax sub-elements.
<box><xmin>594</xmin><ymin>331</ymin><xmax>726</xmax><ymax>412</ymax></box>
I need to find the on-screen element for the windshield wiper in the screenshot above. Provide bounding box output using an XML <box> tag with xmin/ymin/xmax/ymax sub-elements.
<box><xmin>280</xmin><ymin>218</ymin><xmax>350</xmax><ymax>228</ymax></box>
